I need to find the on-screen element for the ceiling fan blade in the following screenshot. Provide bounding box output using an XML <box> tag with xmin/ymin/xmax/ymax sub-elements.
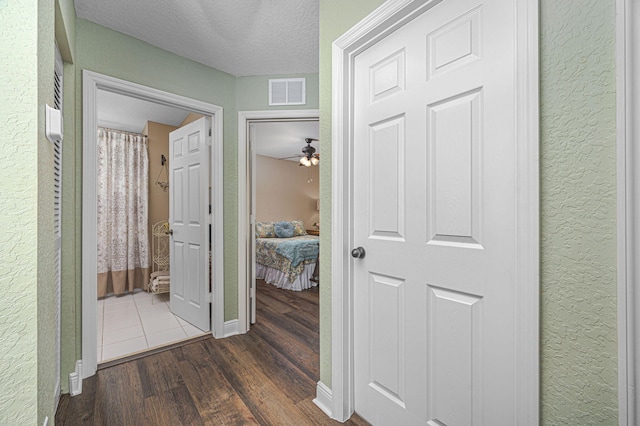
<box><xmin>278</xmin><ymin>155</ymin><xmax>301</xmax><ymax>160</ymax></box>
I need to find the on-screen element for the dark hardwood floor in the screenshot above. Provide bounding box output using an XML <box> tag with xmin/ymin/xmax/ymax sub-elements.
<box><xmin>56</xmin><ymin>280</ymin><xmax>369</xmax><ymax>425</ymax></box>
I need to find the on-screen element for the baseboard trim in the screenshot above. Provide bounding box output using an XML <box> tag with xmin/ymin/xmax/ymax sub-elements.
<box><xmin>313</xmin><ymin>381</ymin><xmax>333</xmax><ymax>418</ymax></box>
<box><xmin>54</xmin><ymin>378</ymin><xmax>60</xmax><ymax>413</ymax></box>
<box><xmin>223</xmin><ymin>319</ymin><xmax>239</xmax><ymax>337</ymax></box>
<box><xmin>69</xmin><ymin>360</ymin><xmax>83</xmax><ymax>396</ymax></box>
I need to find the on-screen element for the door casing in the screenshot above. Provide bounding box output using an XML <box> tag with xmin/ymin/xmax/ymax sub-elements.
<box><xmin>616</xmin><ymin>0</ymin><xmax>639</xmax><ymax>423</ymax></box>
<box><xmin>81</xmin><ymin>71</ymin><xmax>225</xmax><ymax>380</ymax></box>
<box><xmin>326</xmin><ymin>0</ymin><xmax>540</xmax><ymax>422</ymax></box>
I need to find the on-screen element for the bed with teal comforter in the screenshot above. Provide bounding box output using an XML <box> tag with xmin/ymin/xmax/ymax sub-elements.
<box><xmin>255</xmin><ymin>235</ymin><xmax>319</xmax><ymax>290</ymax></box>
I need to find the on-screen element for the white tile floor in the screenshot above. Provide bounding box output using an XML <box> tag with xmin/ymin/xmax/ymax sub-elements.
<box><xmin>97</xmin><ymin>290</ymin><xmax>207</xmax><ymax>363</ymax></box>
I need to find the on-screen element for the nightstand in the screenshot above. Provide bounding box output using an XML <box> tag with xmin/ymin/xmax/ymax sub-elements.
<box><xmin>306</xmin><ymin>229</ymin><xmax>320</xmax><ymax>236</ymax></box>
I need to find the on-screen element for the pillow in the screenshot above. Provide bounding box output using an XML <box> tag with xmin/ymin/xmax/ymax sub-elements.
<box><xmin>274</xmin><ymin>221</ymin><xmax>295</xmax><ymax>238</ymax></box>
<box><xmin>291</xmin><ymin>220</ymin><xmax>307</xmax><ymax>236</ymax></box>
<box><xmin>255</xmin><ymin>222</ymin><xmax>275</xmax><ymax>238</ymax></box>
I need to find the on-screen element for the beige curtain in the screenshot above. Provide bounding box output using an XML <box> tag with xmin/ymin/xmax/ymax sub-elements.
<box><xmin>97</xmin><ymin>128</ymin><xmax>150</xmax><ymax>297</ymax></box>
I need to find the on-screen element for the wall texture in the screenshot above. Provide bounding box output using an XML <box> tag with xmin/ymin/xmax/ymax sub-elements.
<box><xmin>539</xmin><ymin>0</ymin><xmax>618</xmax><ymax>423</ymax></box>
<box><xmin>255</xmin><ymin>155</ymin><xmax>320</xmax><ymax>227</ymax></box>
<box><xmin>318</xmin><ymin>0</ymin><xmax>619</xmax><ymax>423</ymax></box>
<box><xmin>0</xmin><ymin>2</ymin><xmax>40</xmax><ymax>423</ymax></box>
<box><xmin>0</xmin><ymin>0</ymin><xmax>59</xmax><ymax>423</ymax></box>
<box><xmin>318</xmin><ymin>0</ymin><xmax>386</xmax><ymax>388</ymax></box>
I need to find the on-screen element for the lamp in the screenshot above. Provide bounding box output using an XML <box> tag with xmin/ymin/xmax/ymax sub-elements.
<box><xmin>299</xmin><ymin>138</ymin><xmax>319</xmax><ymax>167</ymax></box>
<box><xmin>300</xmin><ymin>156</ymin><xmax>311</xmax><ymax>167</ymax></box>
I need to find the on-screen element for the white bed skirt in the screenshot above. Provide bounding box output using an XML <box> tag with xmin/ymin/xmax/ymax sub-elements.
<box><xmin>256</xmin><ymin>262</ymin><xmax>318</xmax><ymax>291</ymax></box>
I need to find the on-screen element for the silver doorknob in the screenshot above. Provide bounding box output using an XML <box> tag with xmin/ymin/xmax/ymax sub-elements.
<box><xmin>351</xmin><ymin>247</ymin><xmax>366</xmax><ymax>259</ymax></box>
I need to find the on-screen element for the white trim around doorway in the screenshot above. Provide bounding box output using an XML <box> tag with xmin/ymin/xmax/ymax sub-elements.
<box><xmin>236</xmin><ymin>109</ymin><xmax>320</xmax><ymax>334</ymax></box>
<box><xmin>329</xmin><ymin>0</ymin><xmax>540</xmax><ymax>422</ymax></box>
<box><xmin>81</xmin><ymin>70</ymin><xmax>225</xmax><ymax>380</ymax></box>
<box><xmin>617</xmin><ymin>0</ymin><xmax>639</xmax><ymax>423</ymax></box>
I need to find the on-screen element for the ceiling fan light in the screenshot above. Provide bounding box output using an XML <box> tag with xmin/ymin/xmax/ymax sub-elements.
<box><xmin>301</xmin><ymin>157</ymin><xmax>311</xmax><ymax>167</ymax></box>
<box><xmin>311</xmin><ymin>157</ymin><xmax>319</xmax><ymax>166</ymax></box>
<box><xmin>299</xmin><ymin>157</ymin><xmax>307</xmax><ymax>165</ymax></box>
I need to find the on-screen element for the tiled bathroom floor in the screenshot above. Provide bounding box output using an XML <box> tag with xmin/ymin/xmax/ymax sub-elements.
<box><xmin>98</xmin><ymin>290</ymin><xmax>207</xmax><ymax>363</ymax></box>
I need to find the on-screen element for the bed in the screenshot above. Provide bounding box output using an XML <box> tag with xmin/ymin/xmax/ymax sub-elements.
<box><xmin>255</xmin><ymin>221</ymin><xmax>319</xmax><ymax>291</ymax></box>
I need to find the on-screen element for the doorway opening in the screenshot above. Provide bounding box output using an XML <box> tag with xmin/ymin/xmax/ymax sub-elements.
<box><xmin>82</xmin><ymin>71</ymin><xmax>224</xmax><ymax>380</ymax></box>
<box><xmin>237</xmin><ymin>110</ymin><xmax>320</xmax><ymax>333</ymax></box>
<box><xmin>95</xmin><ymin>90</ymin><xmax>210</xmax><ymax>363</ymax></box>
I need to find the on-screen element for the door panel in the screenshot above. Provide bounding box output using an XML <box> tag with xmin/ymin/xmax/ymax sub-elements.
<box><xmin>169</xmin><ymin>117</ymin><xmax>210</xmax><ymax>332</ymax></box>
<box><xmin>353</xmin><ymin>0</ymin><xmax>516</xmax><ymax>424</ymax></box>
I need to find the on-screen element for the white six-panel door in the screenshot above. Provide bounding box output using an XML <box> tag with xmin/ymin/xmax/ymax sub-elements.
<box><xmin>353</xmin><ymin>0</ymin><xmax>517</xmax><ymax>424</ymax></box>
<box><xmin>169</xmin><ymin>117</ymin><xmax>211</xmax><ymax>332</ymax></box>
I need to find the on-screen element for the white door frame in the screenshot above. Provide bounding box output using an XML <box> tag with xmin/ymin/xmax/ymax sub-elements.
<box><xmin>617</xmin><ymin>0</ymin><xmax>639</xmax><ymax>423</ymax></box>
<box><xmin>82</xmin><ymin>70</ymin><xmax>225</xmax><ymax>380</ymax></box>
<box><xmin>237</xmin><ymin>109</ymin><xmax>320</xmax><ymax>334</ymax></box>
<box><xmin>328</xmin><ymin>0</ymin><xmax>540</xmax><ymax>422</ymax></box>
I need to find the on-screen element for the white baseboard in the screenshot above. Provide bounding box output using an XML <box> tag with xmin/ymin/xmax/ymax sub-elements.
<box><xmin>313</xmin><ymin>381</ymin><xmax>333</xmax><ymax>418</ymax></box>
<box><xmin>69</xmin><ymin>360</ymin><xmax>83</xmax><ymax>396</ymax></box>
<box><xmin>53</xmin><ymin>378</ymin><xmax>60</xmax><ymax>414</ymax></box>
<box><xmin>223</xmin><ymin>319</ymin><xmax>239</xmax><ymax>337</ymax></box>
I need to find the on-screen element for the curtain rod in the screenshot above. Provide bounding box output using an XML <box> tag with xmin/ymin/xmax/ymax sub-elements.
<box><xmin>98</xmin><ymin>126</ymin><xmax>147</xmax><ymax>138</ymax></box>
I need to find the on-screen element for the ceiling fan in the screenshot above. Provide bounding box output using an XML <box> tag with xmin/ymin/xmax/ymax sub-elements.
<box><xmin>299</xmin><ymin>138</ymin><xmax>319</xmax><ymax>167</ymax></box>
<box><xmin>279</xmin><ymin>138</ymin><xmax>320</xmax><ymax>166</ymax></box>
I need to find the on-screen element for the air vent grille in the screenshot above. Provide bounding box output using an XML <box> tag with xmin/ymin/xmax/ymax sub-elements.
<box><xmin>269</xmin><ymin>78</ymin><xmax>306</xmax><ymax>106</ymax></box>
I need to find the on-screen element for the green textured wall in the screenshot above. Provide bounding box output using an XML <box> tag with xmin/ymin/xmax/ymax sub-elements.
<box><xmin>318</xmin><ymin>0</ymin><xmax>619</xmax><ymax>421</ymax></box>
<box><xmin>0</xmin><ymin>1</ymin><xmax>40</xmax><ymax>423</ymax></box>
<box><xmin>318</xmin><ymin>0</ymin><xmax>385</xmax><ymax>388</ymax></box>
<box><xmin>539</xmin><ymin>0</ymin><xmax>618</xmax><ymax>423</ymax></box>
<box><xmin>0</xmin><ymin>0</ymin><xmax>59</xmax><ymax>423</ymax></box>
<box><xmin>236</xmin><ymin>73</ymin><xmax>319</xmax><ymax>111</ymax></box>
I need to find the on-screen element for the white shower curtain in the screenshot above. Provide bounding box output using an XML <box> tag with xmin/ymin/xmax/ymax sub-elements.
<box><xmin>97</xmin><ymin>128</ymin><xmax>150</xmax><ymax>297</ymax></box>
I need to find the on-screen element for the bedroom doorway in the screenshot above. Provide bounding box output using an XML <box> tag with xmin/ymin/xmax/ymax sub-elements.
<box><xmin>82</xmin><ymin>71</ymin><xmax>225</xmax><ymax>379</ymax></box>
<box><xmin>237</xmin><ymin>110</ymin><xmax>320</xmax><ymax>333</ymax></box>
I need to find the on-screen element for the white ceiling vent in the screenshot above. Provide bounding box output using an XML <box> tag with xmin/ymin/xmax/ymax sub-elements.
<box><xmin>269</xmin><ymin>78</ymin><xmax>306</xmax><ymax>106</ymax></box>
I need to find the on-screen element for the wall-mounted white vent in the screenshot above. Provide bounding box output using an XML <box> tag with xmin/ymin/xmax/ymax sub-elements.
<box><xmin>269</xmin><ymin>78</ymin><xmax>306</xmax><ymax>106</ymax></box>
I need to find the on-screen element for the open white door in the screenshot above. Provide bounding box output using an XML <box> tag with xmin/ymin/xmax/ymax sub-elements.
<box><xmin>351</xmin><ymin>0</ymin><xmax>526</xmax><ymax>423</ymax></box>
<box><xmin>169</xmin><ymin>117</ymin><xmax>211</xmax><ymax>332</ymax></box>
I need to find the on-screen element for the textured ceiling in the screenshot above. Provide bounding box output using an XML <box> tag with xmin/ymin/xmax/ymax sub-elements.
<box><xmin>74</xmin><ymin>0</ymin><xmax>319</xmax><ymax>77</ymax></box>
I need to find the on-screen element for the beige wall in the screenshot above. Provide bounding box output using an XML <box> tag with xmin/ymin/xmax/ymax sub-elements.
<box><xmin>180</xmin><ymin>112</ymin><xmax>205</xmax><ymax>127</ymax></box>
<box><xmin>255</xmin><ymin>155</ymin><xmax>319</xmax><ymax>230</ymax></box>
<box><xmin>142</xmin><ymin>121</ymin><xmax>178</xmax><ymax>242</ymax></box>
